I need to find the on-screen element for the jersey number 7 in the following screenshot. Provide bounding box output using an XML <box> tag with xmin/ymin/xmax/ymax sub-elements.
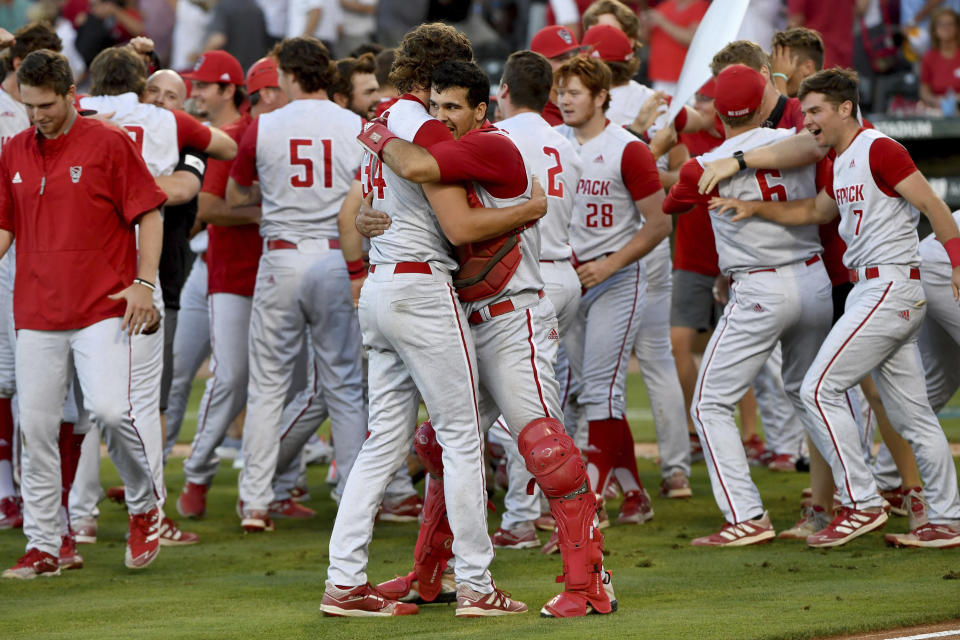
<box><xmin>289</xmin><ymin>138</ymin><xmax>333</xmax><ymax>188</ymax></box>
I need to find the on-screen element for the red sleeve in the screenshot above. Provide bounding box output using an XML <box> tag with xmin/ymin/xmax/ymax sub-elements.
<box><xmin>869</xmin><ymin>136</ymin><xmax>917</xmax><ymax>196</ymax></box>
<box><xmin>412</xmin><ymin>119</ymin><xmax>453</xmax><ymax>149</ymax></box>
<box><xmin>620</xmin><ymin>140</ymin><xmax>662</xmax><ymax>201</ymax></box>
<box><xmin>673</xmin><ymin>106</ymin><xmax>688</xmax><ymax>132</ymax></box>
<box><xmin>431</xmin><ymin>131</ymin><xmax>526</xmax><ymax>197</ymax></box>
<box><xmin>229</xmin><ymin>119</ymin><xmax>259</xmax><ymax>188</ymax></box>
<box><xmin>173</xmin><ymin>110</ymin><xmax>212</xmax><ymax>151</ymax></box>
<box><xmin>0</xmin><ymin>154</ymin><xmax>12</xmax><ymax>233</ymax></box>
<box><xmin>815</xmin><ymin>156</ymin><xmax>833</xmax><ymax>192</ymax></box>
<box><xmin>663</xmin><ymin>159</ymin><xmax>712</xmax><ymax>213</ymax></box>
<box><xmin>111</xmin><ymin>128</ymin><xmax>167</xmax><ymax>223</ymax></box>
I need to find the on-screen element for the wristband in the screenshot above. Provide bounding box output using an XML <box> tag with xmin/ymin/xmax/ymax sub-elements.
<box><xmin>133</xmin><ymin>278</ymin><xmax>156</xmax><ymax>291</ymax></box>
<box><xmin>771</xmin><ymin>72</ymin><xmax>788</xmax><ymax>82</ymax></box>
<box><xmin>945</xmin><ymin>237</ymin><xmax>960</xmax><ymax>268</ymax></box>
<box><xmin>357</xmin><ymin>121</ymin><xmax>398</xmax><ymax>159</ymax></box>
<box><xmin>733</xmin><ymin>150</ymin><xmax>747</xmax><ymax>171</ymax></box>
<box><xmin>346</xmin><ymin>258</ymin><xmax>367</xmax><ymax>280</ymax></box>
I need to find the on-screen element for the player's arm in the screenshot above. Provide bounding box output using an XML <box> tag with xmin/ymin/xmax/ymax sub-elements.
<box><xmin>108</xmin><ymin>208</ymin><xmax>162</xmax><ymax>335</ymax></box>
<box><xmin>712</xmin><ymin>188</ymin><xmax>839</xmax><ymax>225</ymax></box>
<box><xmin>658</xmin><ymin>138</ymin><xmax>688</xmax><ymax>190</ymax></box>
<box><xmin>662</xmin><ymin>158</ymin><xmax>710</xmax><ymax>215</ymax></box>
<box><xmin>155</xmin><ymin>171</ymin><xmax>201</xmax><ymax>207</ymax></box>
<box><xmin>0</xmin><ymin>230</ymin><xmax>11</xmax><ymax>261</ymax></box>
<box><xmin>200</xmin><ymin>190</ymin><xmax>260</xmax><ymax>226</ymax></box>
<box><xmin>379</xmin><ymin>138</ymin><xmax>441</xmax><ymax>183</ymax></box>
<box><xmin>225</xmin><ymin>177</ymin><xmax>261</xmax><ymax>208</ymax></box>
<box><xmin>698</xmin><ymin>130</ymin><xmax>828</xmax><ymax>194</ymax></box>
<box><xmin>426</xmin><ymin>178</ymin><xmax>547</xmax><ymax>246</ymax></box>
<box><xmin>173</xmin><ymin>111</ymin><xmax>237</xmax><ymax>162</ymax></box>
<box><xmin>205</xmin><ymin>126</ymin><xmax>238</xmax><ymax>161</ymax></box>
<box><xmin>894</xmin><ymin>170</ymin><xmax>960</xmax><ymax>298</ymax></box>
<box><xmin>337</xmin><ymin>180</ymin><xmax>367</xmax><ymax>305</ymax></box>
<box><xmin>225</xmin><ymin>121</ymin><xmax>261</xmax><ymax>210</ymax></box>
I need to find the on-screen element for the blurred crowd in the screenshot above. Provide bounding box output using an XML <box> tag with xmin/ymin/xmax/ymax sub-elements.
<box><xmin>2</xmin><ymin>0</ymin><xmax>960</xmax><ymax>116</ymax></box>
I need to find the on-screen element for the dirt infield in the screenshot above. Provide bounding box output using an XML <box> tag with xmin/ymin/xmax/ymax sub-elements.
<box><xmin>818</xmin><ymin>620</ymin><xmax>960</xmax><ymax>639</ymax></box>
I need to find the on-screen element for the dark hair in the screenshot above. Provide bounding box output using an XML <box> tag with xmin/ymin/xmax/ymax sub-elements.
<box><xmin>390</xmin><ymin>23</ymin><xmax>472</xmax><ymax>94</ymax></box>
<box><xmin>328</xmin><ymin>52</ymin><xmax>376</xmax><ymax>100</ymax></box>
<box><xmin>582</xmin><ymin>0</ymin><xmax>640</xmax><ymax>42</ymax></box>
<box><xmin>215</xmin><ymin>82</ymin><xmax>247</xmax><ymax>109</ymax></box>
<box><xmin>798</xmin><ymin>68</ymin><xmax>860</xmax><ymax>112</ymax></box>
<box><xmin>90</xmin><ymin>46</ymin><xmax>147</xmax><ymax>96</ymax></box>
<box><xmin>273</xmin><ymin>36</ymin><xmax>336</xmax><ymax>93</ymax></box>
<box><xmin>554</xmin><ymin>55</ymin><xmax>611</xmax><ymax>111</ymax></box>
<box><xmin>771</xmin><ymin>27</ymin><xmax>825</xmax><ymax>71</ymax></box>
<box><xmin>349</xmin><ymin>42</ymin><xmax>383</xmax><ymax>58</ymax></box>
<box><xmin>501</xmin><ymin>50</ymin><xmax>552</xmax><ymax>112</ymax></box>
<box><xmin>10</xmin><ymin>22</ymin><xmax>62</xmax><ymax>63</ymax></box>
<box><xmin>17</xmin><ymin>49</ymin><xmax>73</xmax><ymax>96</ymax></box>
<box><xmin>375</xmin><ymin>48</ymin><xmax>395</xmax><ymax>87</ymax></box>
<box><xmin>710</xmin><ymin>40</ymin><xmax>770</xmax><ymax>77</ymax></box>
<box><xmin>431</xmin><ymin>60</ymin><xmax>489</xmax><ymax>109</ymax></box>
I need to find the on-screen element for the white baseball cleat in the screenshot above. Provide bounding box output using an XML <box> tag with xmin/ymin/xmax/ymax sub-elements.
<box><xmin>806</xmin><ymin>507</ymin><xmax>887</xmax><ymax>548</ymax></box>
<box><xmin>455</xmin><ymin>583</ymin><xmax>528</xmax><ymax>617</ymax></box>
<box><xmin>691</xmin><ymin>511</ymin><xmax>775</xmax><ymax>547</ymax></box>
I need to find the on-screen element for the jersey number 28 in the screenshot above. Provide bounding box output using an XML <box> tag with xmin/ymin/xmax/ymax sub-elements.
<box><xmin>289</xmin><ymin>138</ymin><xmax>333</xmax><ymax>188</ymax></box>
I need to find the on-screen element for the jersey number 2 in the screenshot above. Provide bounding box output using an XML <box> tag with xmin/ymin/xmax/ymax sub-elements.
<box><xmin>756</xmin><ymin>169</ymin><xmax>787</xmax><ymax>201</ymax></box>
<box><xmin>289</xmin><ymin>138</ymin><xmax>332</xmax><ymax>188</ymax></box>
<box><xmin>543</xmin><ymin>146</ymin><xmax>563</xmax><ymax>197</ymax></box>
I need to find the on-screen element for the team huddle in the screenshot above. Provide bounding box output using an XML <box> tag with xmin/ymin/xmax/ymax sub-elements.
<box><xmin>0</xmin><ymin>0</ymin><xmax>958</xmax><ymax>623</ymax></box>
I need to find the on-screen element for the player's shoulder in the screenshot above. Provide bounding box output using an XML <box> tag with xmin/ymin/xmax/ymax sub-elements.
<box><xmin>603</xmin><ymin>121</ymin><xmax>639</xmax><ymax>147</ymax></box>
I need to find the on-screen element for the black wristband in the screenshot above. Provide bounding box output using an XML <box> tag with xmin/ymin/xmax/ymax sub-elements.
<box><xmin>134</xmin><ymin>278</ymin><xmax>156</xmax><ymax>291</ymax></box>
<box><xmin>734</xmin><ymin>150</ymin><xmax>747</xmax><ymax>171</ymax></box>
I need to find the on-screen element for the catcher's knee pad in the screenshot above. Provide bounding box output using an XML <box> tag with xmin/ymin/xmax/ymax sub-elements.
<box><xmin>413</xmin><ymin>420</ymin><xmax>444</xmax><ymax>478</ymax></box>
<box><xmin>412</xmin><ymin>474</ymin><xmax>453</xmax><ymax>602</ymax></box>
<box><xmin>517</xmin><ymin>418</ymin><xmax>585</xmax><ymax>499</ymax></box>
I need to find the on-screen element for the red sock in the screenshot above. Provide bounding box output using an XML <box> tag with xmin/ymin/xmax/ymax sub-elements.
<box><xmin>0</xmin><ymin>398</ymin><xmax>12</xmax><ymax>463</ymax></box>
<box><xmin>587</xmin><ymin>419</ymin><xmax>620</xmax><ymax>495</ymax></box>
<box><xmin>59</xmin><ymin>423</ymin><xmax>82</xmax><ymax>509</ymax></box>
<box><xmin>614</xmin><ymin>416</ymin><xmax>644</xmax><ymax>490</ymax></box>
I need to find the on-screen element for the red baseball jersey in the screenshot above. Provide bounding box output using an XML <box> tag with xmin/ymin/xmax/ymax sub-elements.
<box><xmin>673</xmin><ymin>129</ymin><xmax>724</xmax><ymax>277</ymax></box>
<box><xmin>0</xmin><ymin>116</ymin><xmax>166</xmax><ymax>330</ymax></box>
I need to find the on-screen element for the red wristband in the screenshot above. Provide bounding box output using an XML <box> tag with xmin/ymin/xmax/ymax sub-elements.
<box><xmin>346</xmin><ymin>258</ymin><xmax>367</xmax><ymax>280</ymax></box>
<box><xmin>357</xmin><ymin>121</ymin><xmax>397</xmax><ymax>158</ymax></box>
<box><xmin>945</xmin><ymin>237</ymin><xmax>960</xmax><ymax>268</ymax></box>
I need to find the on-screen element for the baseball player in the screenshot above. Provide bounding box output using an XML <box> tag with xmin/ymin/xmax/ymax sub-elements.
<box><xmin>226</xmin><ymin>37</ymin><xmax>367</xmax><ymax>532</ymax></box>
<box><xmin>320</xmin><ymin>23</ymin><xmax>534</xmax><ymax>617</ymax></box>
<box><xmin>0</xmin><ymin>23</ymin><xmax>63</xmax><ymax>531</ymax></box>
<box><xmin>663</xmin><ymin>64</ymin><xmax>833</xmax><ymax>546</ymax></box>
<box><xmin>554</xmin><ymin>55</ymin><xmax>670</xmax><ymax>524</ymax></box>
<box><xmin>363</xmin><ymin>58</ymin><xmax>615</xmax><ymax>617</ymax></box>
<box><xmin>703</xmin><ymin>68</ymin><xmax>960</xmax><ymax>548</ymax></box>
<box><xmin>1</xmin><ymin>50</ymin><xmax>166</xmax><ymax>578</ymax></box>
<box><xmin>529</xmin><ymin>25</ymin><xmax>581</xmax><ymax>126</ymax></box>
<box><xmin>174</xmin><ymin>50</ymin><xmax>272</xmax><ymax>521</ymax></box>
<box><xmin>330</xmin><ymin>52</ymin><xmax>380</xmax><ymax>120</ymax></box>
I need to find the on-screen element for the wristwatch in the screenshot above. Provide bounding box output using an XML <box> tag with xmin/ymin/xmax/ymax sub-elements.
<box><xmin>733</xmin><ymin>150</ymin><xmax>747</xmax><ymax>171</ymax></box>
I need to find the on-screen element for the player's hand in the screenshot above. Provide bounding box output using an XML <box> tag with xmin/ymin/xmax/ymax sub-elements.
<box><xmin>952</xmin><ymin>265</ymin><xmax>960</xmax><ymax>301</ymax></box>
<box><xmin>526</xmin><ymin>176</ymin><xmax>547</xmax><ymax>220</ymax></box>
<box><xmin>128</xmin><ymin>36</ymin><xmax>155</xmax><ymax>55</ymax></box>
<box><xmin>710</xmin><ymin>196</ymin><xmax>758</xmax><ymax>221</ymax></box>
<box><xmin>350</xmin><ymin>276</ymin><xmax>365</xmax><ymax>308</ymax></box>
<box><xmin>0</xmin><ymin>29</ymin><xmax>14</xmax><ymax>50</ymax></box>
<box><xmin>577</xmin><ymin>258</ymin><xmax>616</xmax><ymax>289</ymax></box>
<box><xmin>108</xmin><ymin>283</ymin><xmax>158</xmax><ymax>335</ymax></box>
<box><xmin>649</xmin><ymin>123</ymin><xmax>677</xmax><ymax>160</ymax></box>
<box><xmin>712</xmin><ymin>274</ymin><xmax>729</xmax><ymax>305</ymax></box>
<box><xmin>698</xmin><ymin>157</ymin><xmax>739</xmax><ymax>194</ymax></box>
<box><xmin>770</xmin><ymin>45</ymin><xmax>799</xmax><ymax>83</ymax></box>
<box><xmin>141</xmin><ymin>307</ymin><xmax>162</xmax><ymax>335</ymax></box>
<box><xmin>355</xmin><ymin>200</ymin><xmax>392</xmax><ymax>237</ymax></box>
<box><xmin>632</xmin><ymin>90</ymin><xmax>668</xmax><ymax>136</ymax></box>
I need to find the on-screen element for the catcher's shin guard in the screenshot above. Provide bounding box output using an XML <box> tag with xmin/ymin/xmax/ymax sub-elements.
<box><xmin>518</xmin><ymin>418</ymin><xmax>612</xmax><ymax>617</ymax></box>
<box><xmin>412</xmin><ymin>422</ymin><xmax>453</xmax><ymax>602</ymax></box>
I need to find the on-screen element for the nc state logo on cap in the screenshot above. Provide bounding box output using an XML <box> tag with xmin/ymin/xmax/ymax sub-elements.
<box><xmin>558</xmin><ymin>28</ymin><xmax>574</xmax><ymax>45</ymax></box>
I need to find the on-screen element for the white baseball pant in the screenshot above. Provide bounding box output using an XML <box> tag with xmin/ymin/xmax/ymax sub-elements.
<box><xmin>694</xmin><ymin>259</ymin><xmax>832</xmax><ymax>524</ymax></box>
<box><xmin>183</xmin><ymin>293</ymin><xmax>251</xmax><ymax>486</ymax></box>
<box><xmin>633</xmin><ymin>243</ymin><xmax>691</xmax><ymax>479</ymax></box>
<box><xmin>164</xmin><ymin>255</ymin><xmax>210</xmax><ymax>458</ymax></box>
<box><xmin>800</xmin><ymin>270</ymin><xmax>960</xmax><ymax>524</ymax></box>
<box><xmin>17</xmin><ymin>318</ymin><xmax>159</xmax><ymax>556</ymax></box>
<box><xmin>240</xmin><ymin>246</ymin><xmax>366</xmax><ymax>509</ymax></box>
<box><xmin>328</xmin><ymin>264</ymin><xmax>493</xmax><ymax>593</ymax></box>
<box><xmin>753</xmin><ymin>345</ymin><xmax>806</xmax><ymax>459</ymax></box>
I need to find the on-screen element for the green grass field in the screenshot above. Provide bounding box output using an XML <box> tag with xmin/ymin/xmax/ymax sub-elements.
<box><xmin>2</xmin><ymin>373</ymin><xmax>959</xmax><ymax>640</ymax></box>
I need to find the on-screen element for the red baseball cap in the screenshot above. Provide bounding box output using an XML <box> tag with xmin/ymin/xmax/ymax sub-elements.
<box><xmin>697</xmin><ymin>78</ymin><xmax>716</xmax><ymax>99</ymax></box>
<box><xmin>714</xmin><ymin>64</ymin><xmax>765</xmax><ymax>118</ymax></box>
<box><xmin>582</xmin><ymin>24</ymin><xmax>633</xmax><ymax>63</ymax></box>
<box><xmin>530</xmin><ymin>25</ymin><xmax>580</xmax><ymax>59</ymax></box>
<box><xmin>182</xmin><ymin>50</ymin><xmax>244</xmax><ymax>85</ymax></box>
<box><xmin>246</xmin><ymin>57</ymin><xmax>279</xmax><ymax>94</ymax></box>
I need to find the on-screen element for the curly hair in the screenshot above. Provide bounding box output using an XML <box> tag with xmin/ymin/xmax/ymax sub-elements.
<box><xmin>432</xmin><ymin>60</ymin><xmax>489</xmax><ymax>109</ymax></box>
<box><xmin>389</xmin><ymin>23</ymin><xmax>473</xmax><ymax>94</ymax></box>
<box><xmin>273</xmin><ymin>37</ymin><xmax>336</xmax><ymax>93</ymax></box>
<box><xmin>17</xmin><ymin>49</ymin><xmax>73</xmax><ymax>96</ymax></box>
<box><xmin>771</xmin><ymin>27</ymin><xmax>824</xmax><ymax>71</ymax></box>
<box><xmin>555</xmin><ymin>55</ymin><xmax>611</xmax><ymax>112</ymax></box>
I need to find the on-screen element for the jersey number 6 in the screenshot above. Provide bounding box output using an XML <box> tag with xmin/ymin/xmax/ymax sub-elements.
<box><xmin>756</xmin><ymin>169</ymin><xmax>787</xmax><ymax>202</ymax></box>
<box><xmin>289</xmin><ymin>138</ymin><xmax>333</xmax><ymax>188</ymax></box>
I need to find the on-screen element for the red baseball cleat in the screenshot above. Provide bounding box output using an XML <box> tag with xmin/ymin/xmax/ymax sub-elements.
<box><xmin>158</xmin><ymin>516</ymin><xmax>199</xmax><ymax>546</ymax></box>
<box><xmin>616</xmin><ymin>489</ymin><xmax>654</xmax><ymax>525</ymax></box>
<box><xmin>806</xmin><ymin>508</ymin><xmax>887</xmax><ymax>548</ymax></box>
<box><xmin>105</xmin><ymin>486</ymin><xmax>126</xmax><ymax>504</ymax></box>
<box><xmin>176</xmin><ymin>482</ymin><xmax>208</xmax><ymax>519</ymax></box>
<box><xmin>59</xmin><ymin>534</ymin><xmax>84</xmax><ymax>570</ymax></box>
<box><xmin>3</xmin><ymin>548</ymin><xmax>60</xmax><ymax>579</ymax></box>
<box><xmin>126</xmin><ymin>507</ymin><xmax>161</xmax><ymax>569</ymax></box>
<box><xmin>379</xmin><ymin>494</ymin><xmax>422</xmax><ymax>522</ymax></box>
<box><xmin>885</xmin><ymin>522</ymin><xmax>960</xmax><ymax>549</ymax></box>
<box><xmin>491</xmin><ymin>522</ymin><xmax>539</xmax><ymax>549</ymax></box>
<box><xmin>692</xmin><ymin>512</ymin><xmax>775</xmax><ymax>547</ymax></box>
<box><xmin>268</xmin><ymin>499</ymin><xmax>316</xmax><ymax>519</ymax></box>
<box><xmin>321</xmin><ymin>582</ymin><xmax>419</xmax><ymax>617</ymax></box>
<box><xmin>377</xmin><ymin>569</ymin><xmax>457</xmax><ymax>604</ymax></box>
<box><xmin>455</xmin><ymin>583</ymin><xmax>527</xmax><ymax>617</ymax></box>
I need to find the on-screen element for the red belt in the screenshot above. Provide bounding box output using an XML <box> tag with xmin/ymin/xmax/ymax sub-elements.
<box><xmin>468</xmin><ymin>290</ymin><xmax>545</xmax><ymax>325</ymax></box>
<box><xmin>266</xmin><ymin>238</ymin><xmax>340</xmax><ymax>251</ymax></box>
<box><xmin>849</xmin><ymin>266</ymin><xmax>920</xmax><ymax>283</ymax></box>
<box><xmin>747</xmin><ymin>254</ymin><xmax>820</xmax><ymax>275</ymax></box>
<box><xmin>369</xmin><ymin>262</ymin><xmax>432</xmax><ymax>275</ymax></box>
